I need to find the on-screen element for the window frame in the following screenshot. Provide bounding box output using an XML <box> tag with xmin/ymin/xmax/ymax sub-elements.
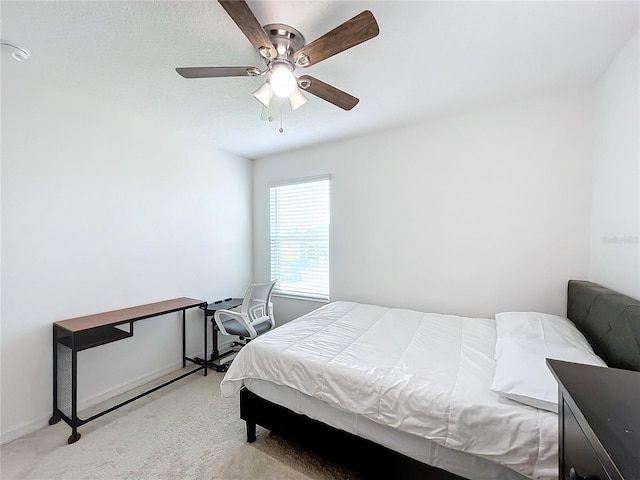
<box><xmin>269</xmin><ymin>174</ymin><xmax>331</xmax><ymax>301</ymax></box>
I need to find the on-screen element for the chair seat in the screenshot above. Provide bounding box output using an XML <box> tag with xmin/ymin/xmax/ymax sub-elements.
<box><xmin>220</xmin><ymin>318</ymin><xmax>272</xmax><ymax>337</ymax></box>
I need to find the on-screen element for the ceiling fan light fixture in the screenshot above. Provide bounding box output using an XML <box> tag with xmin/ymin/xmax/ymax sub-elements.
<box><xmin>177</xmin><ymin>3</ymin><xmax>378</xmax><ymax>116</ymax></box>
<box><xmin>270</xmin><ymin>62</ymin><xmax>296</xmax><ymax>98</ymax></box>
<box><xmin>288</xmin><ymin>87</ymin><xmax>308</xmax><ymax>111</ymax></box>
<box><xmin>262</xmin><ymin>96</ymin><xmax>282</xmax><ymax>122</ymax></box>
<box><xmin>252</xmin><ymin>80</ymin><xmax>273</xmax><ymax>108</ymax></box>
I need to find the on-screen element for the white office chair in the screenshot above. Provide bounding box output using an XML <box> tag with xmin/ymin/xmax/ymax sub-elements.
<box><xmin>213</xmin><ymin>280</ymin><xmax>277</xmax><ymax>342</ymax></box>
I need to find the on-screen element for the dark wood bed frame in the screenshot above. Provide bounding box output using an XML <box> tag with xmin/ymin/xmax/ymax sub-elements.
<box><xmin>238</xmin><ymin>280</ymin><xmax>640</xmax><ymax>480</ymax></box>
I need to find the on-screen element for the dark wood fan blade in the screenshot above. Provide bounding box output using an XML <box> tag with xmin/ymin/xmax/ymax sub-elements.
<box><xmin>218</xmin><ymin>0</ymin><xmax>276</xmax><ymax>58</ymax></box>
<box><xmin>294</xmin><ymin>11</ymin><xmax>379</xmax><ymax>67</ymax></box>
<box><xmin>175</xmin><ymin>66</ymin><xmax>261</xmax><ymax>78</ymax></box>
<box><xmin>298</xmin><ymin>75</ymin><xmax>359</xmax><ymax>110</ymax></box>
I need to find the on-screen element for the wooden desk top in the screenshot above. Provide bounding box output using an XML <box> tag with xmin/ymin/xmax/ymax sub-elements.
<box><xmin>54</xmin><ymin>297</ymin><xmax>206</xmax><ymax>333</ymax></box>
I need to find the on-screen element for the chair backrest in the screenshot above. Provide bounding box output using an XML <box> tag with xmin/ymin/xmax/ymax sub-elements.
<box><xmin>240</xmin><ymin>280</ymin><xmax>277</xmax><ymax>325</ymax></box>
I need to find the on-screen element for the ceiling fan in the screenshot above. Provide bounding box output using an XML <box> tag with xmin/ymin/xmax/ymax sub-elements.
<box><xmin>176</xmin><ymin>1</ymin><xmax>379</xmax><ymax>118</ymax></box>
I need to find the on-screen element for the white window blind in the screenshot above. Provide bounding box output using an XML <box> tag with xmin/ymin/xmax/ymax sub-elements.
<box><xmin>270</xmin><ymin>176</ymin><xmax>330</xmax><ymax>300</ymax></box>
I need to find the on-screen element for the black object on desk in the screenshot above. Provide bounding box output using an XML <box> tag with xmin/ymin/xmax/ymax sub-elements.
<box><xmin>198</xmin><ymin>297</ymin><xmax>243</xmax><ymax>372</ymax></box>
<box><xmin>547</xmin><ymin>359</ymin><xmax>640</xmax><ymax>480</ymax></box>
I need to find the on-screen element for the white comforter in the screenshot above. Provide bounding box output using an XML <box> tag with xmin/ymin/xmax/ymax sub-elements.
<box><xmin>220</xmin><ymin>302</ymin><xmax>557</xmax><ymax>480</ymax></box>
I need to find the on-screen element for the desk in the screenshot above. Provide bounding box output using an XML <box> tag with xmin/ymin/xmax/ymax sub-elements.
<box><xmin>197</xmin><ymin>298</ymin><xmax>243</xmax><ymax>372</ymax></box>
<box><xmin>50</xmin><ymin>297</ymin><xmax>207</xmax><ymax>444</ymax></box>
<box><xmin>547</xmin><ymin>359</ymin><xmax>640</xmax><ymax>479</ymax></box>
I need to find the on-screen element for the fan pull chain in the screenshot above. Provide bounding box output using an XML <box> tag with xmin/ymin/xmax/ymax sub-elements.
<box><xmin>279</xmin><ymin>111</ymin><xmax>284</xmax><ymax>133</ymax></box>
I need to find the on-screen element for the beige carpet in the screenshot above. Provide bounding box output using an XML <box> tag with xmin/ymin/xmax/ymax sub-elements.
<box><xmin>1</xmin><ymin>370</ymin><xmax>360</xmax><ymax>480</ymax></box>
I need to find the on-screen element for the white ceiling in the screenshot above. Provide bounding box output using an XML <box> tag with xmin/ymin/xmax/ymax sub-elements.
<box><xmin>2</xmin><ymin>1</ymin><xmax>638</xmax><ymax>159</ymax></box>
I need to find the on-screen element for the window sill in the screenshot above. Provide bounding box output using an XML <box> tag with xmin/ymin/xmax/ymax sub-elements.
<box><xmin>272</xmin><ymin>293</ymin><xmax>329</xmax><ymax>304</ymax></box>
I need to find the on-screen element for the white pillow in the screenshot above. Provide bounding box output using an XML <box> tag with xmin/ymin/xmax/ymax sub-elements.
<box><xmin>495</xmin><ymin>311</ymin><xmax>594</xmax><ymax>352</ymax></box>
<box><xmin>491</xmin><ymin>312</ymin><xmax>606</xmax><ymax>412</ymax></box>
<box><xmin>490</xmin><ymin>337</ymin><xmax>606</xmax><ymax>412</ymax></box>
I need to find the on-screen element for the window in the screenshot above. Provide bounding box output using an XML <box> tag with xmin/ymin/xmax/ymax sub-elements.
<box><xmin>270</xmin><ymin>175</ymin><xmax>330</xmax><ymax>300</ymax></box>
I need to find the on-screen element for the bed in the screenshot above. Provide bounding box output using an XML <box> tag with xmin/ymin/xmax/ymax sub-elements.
<box><xmin>219</xmin><ymin>280</ymin><xmax>640</xmax><ymax>480</ymax></box>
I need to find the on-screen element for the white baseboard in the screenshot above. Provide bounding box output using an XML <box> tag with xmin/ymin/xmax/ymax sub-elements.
<box><xmin>75</xmin><ymin>360</ymin><xmax>187</xmax><ymax>412</ymax></box>
<box><xmin>1</xmin><ymin>353</ymin><xmax>211</xmax><ymax>446</ymax></box>
<box><xmin>1</xmin><ymin>414</ymin><xmax>52</xmax><ymax>446</ymax></box>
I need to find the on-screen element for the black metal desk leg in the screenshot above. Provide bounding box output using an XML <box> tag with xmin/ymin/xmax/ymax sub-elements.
<box><xmin>49</xmin><ymin>325</ymin><xmax>61</xmax><ymax>425</ymax></box>
<box><xmin>68</xmin><ymin>334</ymin><xmax>81</xmax><ymax>444</ymax></box>
<box><xmin>182</xmin><ymin>311</ymin><xmax>186</xmax><ymax>368</ymax></box>
<box><xmin>203</xmin><ymin>305</ymin><xmax>208</xmax><ymax>377</ymax></box>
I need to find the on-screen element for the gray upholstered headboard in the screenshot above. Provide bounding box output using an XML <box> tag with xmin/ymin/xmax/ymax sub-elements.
<box><xmin>567</xmin><ymin>280</ymin><xmax>640</xmax><ymax>371</ymax></box>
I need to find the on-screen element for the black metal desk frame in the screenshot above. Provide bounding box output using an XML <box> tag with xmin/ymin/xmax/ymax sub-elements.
<box><xmin>50</xmin><ymin>297</ymin><xmax>207</xmax><ymax>444</ymax></box>
<box><xmin>197</xmin><ymin>297</ymin><xmax>243</xmax><ymax>372</ymax></box>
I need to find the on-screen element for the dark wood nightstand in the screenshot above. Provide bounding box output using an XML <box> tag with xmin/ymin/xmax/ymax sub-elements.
<box><xmin>547</xmin><ymin>359</ymin><xmax>640</xmax><ymax>480</ymax></box>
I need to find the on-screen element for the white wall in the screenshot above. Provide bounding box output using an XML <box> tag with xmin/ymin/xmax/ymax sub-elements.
<box><xmin>589</xmin><ymin>31</ymin><xmax>640</xmax><ymax>299</ymax></box>
<box><xmin>254</xmin><ymin>90</ymin><xmax>594</xmax><ymax>322</ymax></box>
<box><xmin>1</xmin><ymin>64</ymin><xmax>252</xmax><ymax>442</ymax></box>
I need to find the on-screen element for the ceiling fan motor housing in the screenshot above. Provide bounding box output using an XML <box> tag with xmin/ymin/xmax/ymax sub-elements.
<box><xmin>262</xmin><ymin>24</ymin><xmax>305</xmax><ymax>65</ymax></box>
